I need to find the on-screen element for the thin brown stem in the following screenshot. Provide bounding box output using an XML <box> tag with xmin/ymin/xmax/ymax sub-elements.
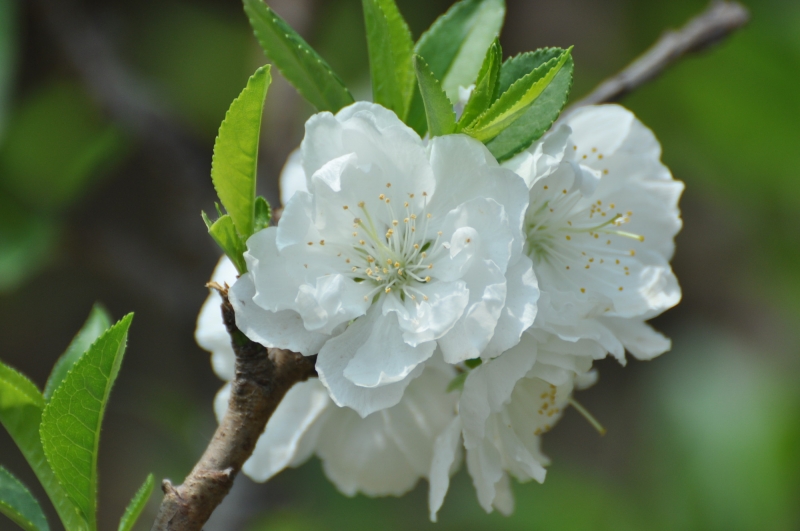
<box><xmin>567</xmin><ymin>1</ymin><xmax>749</xmax><ymax>110</ymax></box>
<box><xmin>150</xmin><ymin>287</ymin><xmax>316</xmax><ymax>531</ymax></box>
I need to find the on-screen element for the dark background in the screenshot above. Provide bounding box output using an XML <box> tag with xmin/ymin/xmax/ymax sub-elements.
<box><xmin>1</xmin><ymin>0</ymin><xmax>799</xmax><ymax>529</ymax></box>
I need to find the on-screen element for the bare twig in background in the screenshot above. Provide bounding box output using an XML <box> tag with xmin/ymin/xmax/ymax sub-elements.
<box><xmin>568</xmin><ymin>1</ymin><xmax>749</xmax><ymax>110</ymax></box>
<box><xmin>151</xmin><ymin>286</ymin><xmax>317</xmax><ymax>531</ymax></box>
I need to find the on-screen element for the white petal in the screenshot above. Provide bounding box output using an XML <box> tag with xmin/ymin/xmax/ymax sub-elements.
<box><xmin>460</xmin><ymin>335</ymin><xmax>538</xmax><ymax>450</ymax></box>
<box><xmin>316</xmin><ymin>404</ymin><xmax>420</xmax><ymax>497</ymax></box>
<box><xmin>213</xmin><ymin>382</ymin><xmax>230</xmax><ymax>424</ymax></box>
<box><xmin>427</xmin><ymin>135</ymin><xmax>529</xmax><ymax>261</ymax></box>
<box><xmin>491</xmin><ymin>473</ymin><xmax>515</xmax><ymax>516</ymax></box>
<box><xmin>382</xmin><ymin>281</ymin><xmax>469</xmax><ymax>346</ymax></box>
<box><xmin>316</xmin><ymin>309</ymin><xmax>426</xmax><ymax>417</ymax></box>
<box><xmin>502</xmin><ymin>124</ymin><xmax>572</xmax><ymax>188</ymax></box>
<box><xmin>382</xmin><ymin>357</ymin><xmax>457</xmax><ymax>478</ymax></box>
<box><xmin>245</xmin><ymin>228</ymin><xmax>301</xmax><ymax>312</ymax></box>
<box><xmin>428</xmin><ymin>416</ymin><xmax>463</xmax><ymax>522</ymax></box>
<box><xmin>230</xmin><ymin>273</ymin><xmax>329</xmax><ymax>356</ymax></box>
<box><xmin>279</xmin><ymin>148</ymin><xmax>307</xmax><ymax>207</ymax></box>
<box><xmin>195</xmin><ymin>256</ymin><xmax>238</xmax><ymax>381</ymax></box>
<box><xmin>465</xmin><ymin>440</ymin><xmax>504</xmax><ymax>513</ymax></box>
<box><xmin>437</xmin><ymin>259</ymin><xmax>507</xmax><ymax>364</ymax></box>
<box><xmin>294</xmin><ymin>273</ymin><xmax>371</xmax><ymax>334</ymax></box>
<box><xmin>242</xmin><ymin>379</ymin><xmax>331</xmax><ymax>482</ymax></box>
<box><xmin>599</xmin><ymin>317</ymin><xmax>671</xmax><ymax>360</ymax></box>
<box><xmin>481</xmin><ymin>255</ymin><xmax>539</xmax><ymax>360</ymax></box>
<box><xmin>343</xmin><ymin>309</ymin><xmax>436</xmax><ymax>387</ymax></box>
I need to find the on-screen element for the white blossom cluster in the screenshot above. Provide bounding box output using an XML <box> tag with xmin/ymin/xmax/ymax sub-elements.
<box><xmin>196</xmin><ymin>101</ymin><xmax>682</xmax><ymax>519</ymax></box>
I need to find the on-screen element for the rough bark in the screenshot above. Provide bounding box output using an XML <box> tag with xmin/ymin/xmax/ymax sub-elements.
<box><xmin>150</xmin><ymin>287</ymin><xmax>316</xmax><ymax>531</ymax></box>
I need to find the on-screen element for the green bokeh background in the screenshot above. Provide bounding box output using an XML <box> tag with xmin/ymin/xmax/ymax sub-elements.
<box><xmin>1</xmin><ymin>0</ymin><xmax>798</xmax><ymax>529</ymax></box>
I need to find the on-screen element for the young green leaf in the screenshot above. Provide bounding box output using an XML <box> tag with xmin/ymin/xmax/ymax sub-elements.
<box><xmin>457</xmin><ymin>38</ymin><xmax>502</xmax><ymax>128</ymax></box>
<box><xmin>406</xmin><ymin>0</ymin><xmax>505</xmax><ymax>133</ymax></box>
<box><xmin>0</xmin><ymin>466</ymin><xmax>50</xmax><ymax>531</ymax></box>
<box><xmin>205</xmin><ymin>214</ymin><xmax>248</xmax><ymax>274</ymax></box>
<box><xmin>362</xmin><ymin>0</ymin><xmax>415</xmax><ymax>120</ymax></box>
<box><xmin>44</xmin><ymin>305</ymin><xmax>111</xmax><ymax>401</ymax></box>
<box><xmin>116</xmin><ymin>474</ymin><xmax>154</xmax><ymax>531</ymax></box>
<box><xmin>413</xmin><ymin>56</ymin><xmax>456</xmax><ymax>137</ymax></box>
<box><xmin>464</xmin><ymin>47</ymin><xmax>572</xmax><ymax>143</ymax></box>
<box><xmin>0</xmin><ymin>362</ymin><xmax>86</xmax><ymax>531</ymax></box>
<box><xmin>253</xmin><ymin>196</ymin><xmax>271</xmax><ymax>233</ymax></box>
<box><xmin>40</xmin><ymin>314</ymin><xmax>134</xmax><ymax>531</ymax></box>
<box><xmin>243</xmin><ymin>0</ymin><xmax>353</xmax><ymax>112</ymax></box>
<box><xmin>486</xmin><ymin>54</ymin><xmax>574</xmax><ymax>161</ymax></box>
<box><xmin>211</xmin><ymin>65</ymin><xmax>270</xmax><ymax>241</ymax></box>
<box><xmin>497</xmin><ymin>47</ymin><xmax>565</xmax><ymax>95</ymax></box>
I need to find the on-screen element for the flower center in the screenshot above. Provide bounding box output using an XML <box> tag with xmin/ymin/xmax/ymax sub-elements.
<box><xmin>524</xmin><ymin>181</ymin><xmax>644</xmax><ymax>290</ymax></box>
<box><xmin>338</xmin><ymin>185</ymin><xmax>446</xmax><ymax>304</ymax></box>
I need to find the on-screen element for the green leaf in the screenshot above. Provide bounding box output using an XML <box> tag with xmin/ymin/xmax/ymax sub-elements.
<box><xmin>465</xmin><ymin>47</ymin><xmax>572</xmax><ymax>143</ymax></box>
<box><xmin>40</xmin><ymin>314</ymin><xmax>134</xmax><ymax>531</ymax></box>
<box><xmin>406</xmin><ymin>0</ymin><xmax>505</xmax><ymax>133</ymax></box>
<box><xmin>457</xmin><ymin>38</ymin><xmax>502</xmax><ymax>128</ymax></box>
<box><xmin>44</xmin><ymin>305</ymin><xmax>112</xmax><ymax>401</ymax></box>
<box><xmin>413</xmin><ymin>56</ymin><xmax>455</xmax><ymax>137</ymax></box>
<box><xmin>205</xmin><ymin>214</ymin><xmax>248</xmax><ymax>274</ymax></box>
<box><xmin>362</xmin><ymin>0</ymin><xmax>415</xmax><ymax>120</ymax></box>
<box><xmin>243</xmin><ymin>0</ymin><xmax>353</xmax><ymax>112</ymax></box>
<box><xmin>485</xmin><ymin>54</ymin><xmax>574</xmax><ymax>162</ymax></box>
<box><xmin>0</xmin><ymin>361</ymin><xmax>86</xmax><ymax>531</ymax></box>
<box><xmin>117</xmin><ymin>474</ymin><xmax>154</xmax><ymax>531</ymax></box>
<box><xmin>0</xmin><ymin>466</ymin><xmax>49</xmax><ymax>531</ymax></box>
<box><xmin>211</xmin><ymin>65</ymin><xmax>270</xmax><ymax>241</ymax></box>
<box><xmin>254</xmin><ymin>196</ymin><xmax>271</xmax><ymax>233</ymax></box>
<box><xmin>497</xmin><ymin>47</ymin><xmax>565</xmax><ymax>95</ymax></box>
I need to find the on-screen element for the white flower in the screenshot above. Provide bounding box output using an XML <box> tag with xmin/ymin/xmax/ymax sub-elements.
<box><xmin>504</xmin><ymin>105</ymin><xmax>683</xmax><ymax>362</ymax></box>
<box><xmin>231</xmin><ymin>102</ymin><xmax>535</xmax><ymax>417</ymax></box>
<box><xmin>429</xmin><ymin>331</ymin><xmax>599</xmax><ymax>520</ymax></box>
<box><xmin>196</xmin><ymin>257</ymin><xmax>458</xmax><ymax>496</ymax></box>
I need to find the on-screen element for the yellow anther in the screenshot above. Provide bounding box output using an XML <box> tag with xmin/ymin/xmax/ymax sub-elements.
<box><xmin>358</xmin><ymin>201</ymin><xmax>365</xmax><ymax>207</ymax></box>
<box><xmin>410</xmin><ymin>214</ymin><xmax>417</xmax><ymax>219</ymax></box>
<box><xmin>580</xmin><ymin>288</ymin><xmax>586</xmax><ymax>293</ymax></box>
<box><xmin>308</xmin><ymin>242</ymin><xmax>313</xmax><ymax>246</ymax></box>
<box><xmin>424</xmin><ymin>276</ymin><xmax>431</xmax><ymax>282</ymax></box>
<box><xmin>404</xmin><ymin>201</ymin><xmax>409</xmax><ymax>207</ymax></box>
<box><xmin>394</xmin><ymin>262</ymin><xmax>400</xmax><ymax>268</ymax></box>
<box><xmin>413</xmin><ymin>244</ymin><xmax>419</xmax><ymax>249</ymax></box>
<box><xmin>392</xmin><ymin>220</ymin><xmax>398</xmax><ymax>226</ymax></box>
<box><xmin>423</xmin><ymin>295</ymin><xmax>429</xmax><ymax>301</ymax></box>
<box><xmin>319</xmin><ymin>240</ymin><xmax>325</xmax><ymax>245</ymax></box>
<box><xmin>359</xmin><ymin>240</ymin><xmax>366</xmax><ymax>245</ymax></box>
<box><xmin>385</xmin><ymin>287</ymin><xmax>392</xmax><ymax>293</ymax></box>
<box><xmin>343</xmin><ymin>205</ymin><xmax>349</xmax><ymax>210</ymax></box>
<box><xmin>386</xmin><ymin>182</ymin><xmax>392</xmax><ymax>188</ymax></box>
<box><xmin>379</xmin><ymin>194</ymin><xmax>385</xmax><ymax>200</ymax></box>
<box><xmin>404</xmin><ymin>218</ymin><xmax>409</xmax><ymax>223</ymax></box>
<box><xmin>565</xmin><ymin>235</ymin><xmax>571</xmax><ymax>240</ymax></box>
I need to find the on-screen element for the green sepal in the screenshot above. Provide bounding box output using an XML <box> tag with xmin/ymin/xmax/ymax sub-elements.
<box><xmin>407</xmin><ymin>0</ymin><xmax>505</xmax><ymax>134</ymax></box>
<box><xmin>44</xmin><ymin>305</ymin><xmax>112</xmax><ymax>401</ymax></box>
<box><xmin>254</xmin><ymin>196</ymin><xmax>272</xmax><ymax>233</ymax></box>
<box><xmin>0</xmin><ymin>361</ymin><xmax>85</xmax><ymax>531</ymax></box>
<box><xmin>457</xmin><ymin>38</ymin><xmax>502</xmax><ymax>129</ymax></box>
<box><xmin>205</xmin><ymin>214</ymin><xmax>248</xmax><ymax>274</ymax></box>
<box><xmin>446</xmin><ymin>372</ymin><xmax>468</xmax><ymax>393</ymax></box>
<box><xmin>464</xmin><ymin>358</ymin><xmax>483</xmax><ymax>369</ymax></box>
<box><xmin>40</xmin><ymin>314</ymin><xmax>134</xmax><ymax>531</ymax></box>
<box><xmin>362</xmin><ymin>0</ymin><xmax>415</xmax><ymax>120</ymax></box>
<box><xmin>413</xmin><ymin>56</ymin><xmax>456</xmax><ymax>137</ymax></box>
<box><xmin>464</xmin><ymin>47</ymin><xmax>572</xmax><ymax>143</ymax></box>
<box><xmin>243</xmin><ymin>0</ymin><xmax>353</xmax><ymax>112</ymax></box>
<box><xmin>485</xmin><ymin>54</ymin><xmax>574</xmax><ymax>161</ymax></box>
<box><xmin>0</xmin><ymin>465</ymin><xmax>50</xmax><ymax>531</ymax></box>
<box><xmin>211</xmin><ymin>65</ymin><xmax>270</xmax><ymax>241</ymax></box>
<box><xmin>116</xmin><ymin>474</ymin><xmax>154</xmax><ymax>531</ymax></box>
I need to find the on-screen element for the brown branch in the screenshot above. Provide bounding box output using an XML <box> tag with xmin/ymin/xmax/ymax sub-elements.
<box><xmin>567</xmin><ymin>1</ymin><xmax>749</xmax><ymax>110</ymax></box>
<box><xmin>150</xmin><ymin>287</ymin><xmax>316</xmax><ymax>531</ymax></box>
